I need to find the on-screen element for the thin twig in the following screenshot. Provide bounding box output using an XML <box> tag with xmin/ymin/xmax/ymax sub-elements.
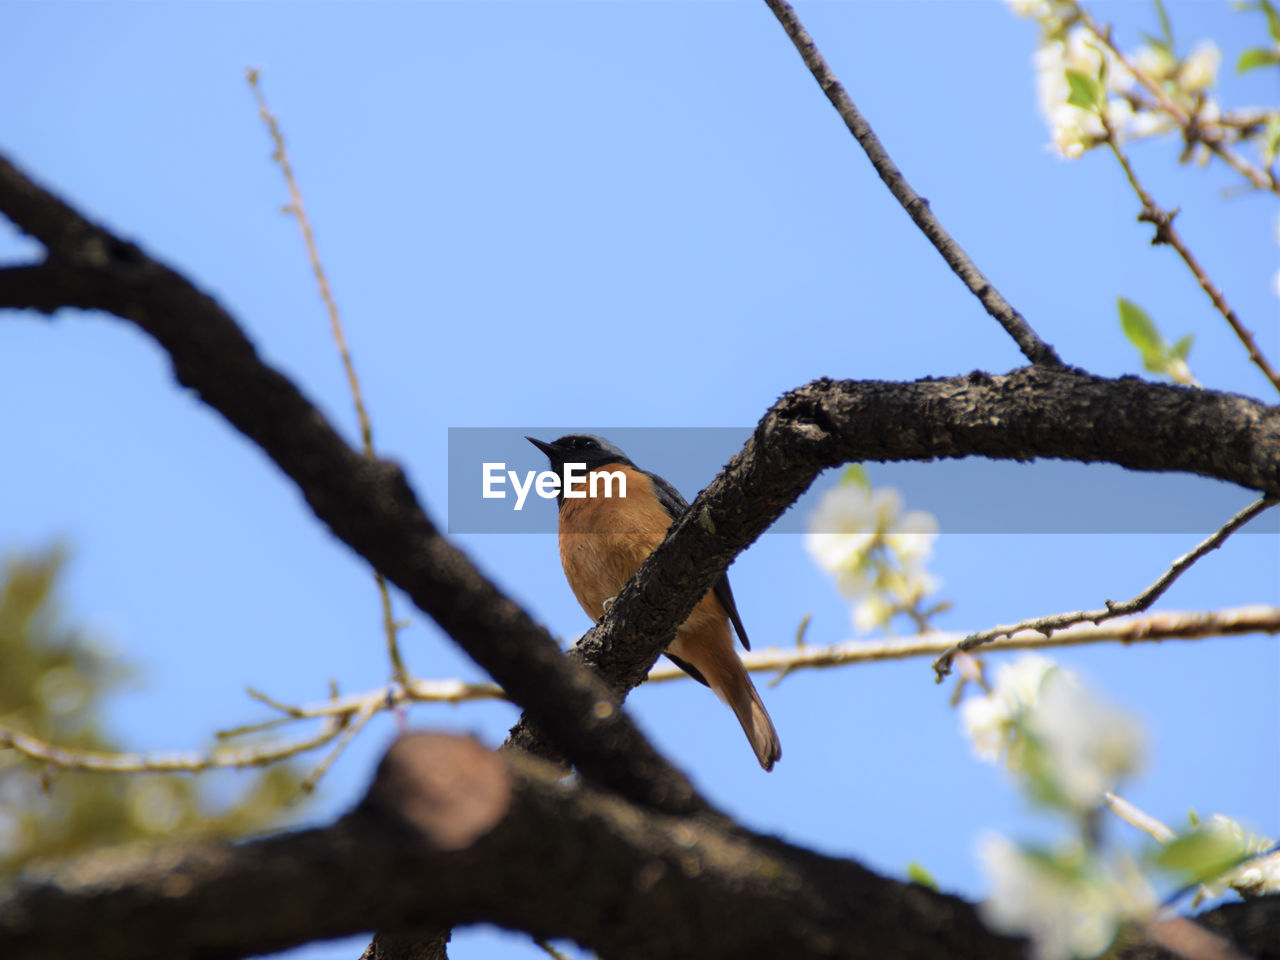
<box><xmin>246</xmin><ymin>69</ymin><xmax>410</xmax><ymax>685</ymax></box>
<box><xmin>1104</xmin><ymin>790</ymin><xmax>1176</xmax><ymax>843</ymax></box>
<box><xmin>534</xmin><ymin>940</ymin><xmax>576</xmax><ymax>960</ymax></box>
<box><xmin>299</xmin><ymin>697</ymin><xmax>381</xmax><ymax>793</ymax></box>
<box><xmin>217</xmin><ymin>676</ymin><xmax>508</xmax><ymax>740</ymax></box>
<box><xmin>3</xmin><ymin>604</ymin><xmax>1275</xmax><ymax>776</ymax></box>
<box><xmin>932</xmin><ymin>497</ymin><xmax>1278</xmax><ymax>678</ymax></box>
<box><xmin>246</xmin><ymin>686</ymin><xmax>308</xmax><ymax>717</ymax></box>
<box><xmin>0</xmin><ymin>719</ymin><xmax>346</xmax><ymax>774</ymax></box>
<box><xmin>1098</xmin><ymin>115</ymin><xmax>1280</xmax><ymax>396</ymax></box>
<box><xmin>763</xmin><ymin>0</ymin><xmax>1063</xmax><ymax>368</ymax></box>
<box><xmin>1077</xmin><ymin>7</ymin><xmax>1278</xmax><ymax>196</ymax></box>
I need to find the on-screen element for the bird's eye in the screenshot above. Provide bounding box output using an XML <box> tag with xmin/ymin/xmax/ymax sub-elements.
<box><xmin>582</xmin><ymin>438</ymin><xmax>598</xmax><ymax>449</ymax></box>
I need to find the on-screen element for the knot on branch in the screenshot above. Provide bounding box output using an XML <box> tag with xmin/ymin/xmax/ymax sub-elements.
<box><xmin>1138</xmin><ymin>203</ymin><xmax>1178</xmax><ymax>246</ymax></box>
<box><xmin>359</xmin><ymin>733</ymin><xmax>511</xmax><ymax>852</ymax></box>
<box><xmin>767</xmin><ymin>380</ymin><xmax>841</xmax><ymax>451</ymax></box>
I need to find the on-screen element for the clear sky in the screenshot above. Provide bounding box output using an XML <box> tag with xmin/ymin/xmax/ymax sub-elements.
<box><xmin>2</xmin><ymin>2</ymin><xmax>1277</xmax><ymax>959</ymax></box>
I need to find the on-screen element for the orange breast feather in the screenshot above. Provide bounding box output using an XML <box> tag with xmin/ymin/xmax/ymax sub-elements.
<box><xmin>558</xmin><ymin>465</ymin><xmax>673</xmax><ymax>620</ymax></box>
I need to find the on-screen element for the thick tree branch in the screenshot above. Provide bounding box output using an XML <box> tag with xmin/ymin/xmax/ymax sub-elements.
<box><xmin>763</xmin><ymin>0</ymin><xmax>1064</xmax><ymax>368</ymax></box>
<box><xmin>0</xmin><ymin>152</ymin><xmax>701</xmax><ymax>816</ymax></box>
<box><xmin>507</xmin><ymin>367</ymin><xmax>1280</xmax><ymax>756</ymax></box>
<box><xmin>3</xmin><ymin>733</ymin><xmax>1275</xmax><ymax>960</ymax></box>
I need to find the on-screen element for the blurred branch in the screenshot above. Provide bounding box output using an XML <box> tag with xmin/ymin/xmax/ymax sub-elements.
<box><xmin>4</xmin><ymin>732</ymin><xmax>1276</xmax><ymax>960</ymax></box>
<box><xmin>0</xmin><ymin>717</ymin><xmax>347</xmax><ymax>774</ymax></box>
<box><xmin>933</xmin><ymin>496</ymin><xmax>1278</xmax><ymax>677</ymax></box>
<box><xmin>1105</xmin><ymin>790</ymin><xmax>1176</xmax><ymax>844</ymax></box>
<box><xmin>247</xmin><ymin>69</ymin><xmax>410</xmax><ymax>688</ymax></box>
<box><xmin>0</xmin><ymin>150</ymin><xmax>700</xmax><ymax>816</ymax></box>
<box><xmin>763</xmin><ymin>0</ymin><xmax>1064</xmax><ymax>368</ymax></box>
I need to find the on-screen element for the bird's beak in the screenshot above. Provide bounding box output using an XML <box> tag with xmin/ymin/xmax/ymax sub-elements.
<box><xmin>525</xmin><ymin>436</ymin><xmax>559</xmax><ymax>459</ymax></box>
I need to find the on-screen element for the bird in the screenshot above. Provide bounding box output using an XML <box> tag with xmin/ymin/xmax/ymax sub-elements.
<box><xmin>526</xmin><ymin>433</ymin><xmax>781</xmax><ymax>771</ymax></box>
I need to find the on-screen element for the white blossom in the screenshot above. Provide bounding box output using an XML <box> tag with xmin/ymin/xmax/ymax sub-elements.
<box><xmin>806</xmin><ymin>481</ymin><xmax>941</xmax><ymax>632</ymax></box>
<box><xmin>805</xmin><ymin>484</ymin><xmax>898</xmax><ymax>579</ymax></box>
<box><xmin>1005</xmin><ymin>0</ymin><xmax>1050</xmax><ymax>18</ymax></box>
<box><xmin>960</xmin><ymin>657</ymin><xmax>1143</xmax><ymax>811</ymax></box>
<box><xmin>885</xmin><ymin>509</ymin><xmax>938</xmax><ymax>563</ymax></box>
<box><xmin>978</xmin><ymin>834</ymin><xmax>1153</xmax><ymax>960</ymax></box>
<box><xmin>1129</xmin><ymin>44</ymin><xmax>1176</xmax><ymax>85</ymax></box>
<box><xmin>1178</xmin><ymin>41</ymin><xmax>1221</xmax><ymax>92</ymax></box>
<box><xmin>1034</xmin><ymin>35</ymin><xmax>1108</xmax><ymax>158</ymax></box>
<box><xmin>1033</xmin><ymin>670</ymin><xmax>1144</xmax><ymax>811</ymax></box>
<box><xmin>960</xmin><ymin>654</ymin><xmax>1056</xmax><ymax>765</ymax></box>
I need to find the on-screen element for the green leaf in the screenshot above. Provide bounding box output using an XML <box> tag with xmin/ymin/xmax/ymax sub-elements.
<box><xmin>1156</xmin><ymin>828</ymin><xmax>1247</xmax><ymax>880</ymax></box>
<box><xmin>1153</xmin><ymin>0</ymin><xmax>1175</xmax><ymax>50</ymax></box>
<box><xmin>907</xmin><ymin>861</ymin><xmax>938</xmax><ymax>890</ymax></box>
<box><xmin>1264</xmin><ymin>114</ymin><xmax>1280</xmax><ymax>167</ymax></box>
<box><xmin>1065</xmin><ymin>69</ymin><xmax>1101</xmax><ymax>110</ymax></box>
<box><xmin>1118</xmin><ymin>298</ymin><xmax>1165</xmax><ymax>360</ymax></box>
<box><xmin>841</xmin><ymin>464</ymin><xmax>870</xmax><ymax>489</ymax></box>
<box><xmin>1020</xmin><ymin>844</ymin><xmax>1089</xmax><ymax>882</ymax></box>
<box><xmin>1170</xmin><ymin>333</ymin><xmax>1195</xmax><ymax>361</ymax></box>
<box><xmin>1238</xmin><ymin>46</ymin><xmax>1280</xmax><ymax>73</ymax></box>
<box><xmin>1263</xmin><ymin>0</ymin><xmax>1280</xmax><ymax>43</ymax></box>
<box><xmin>1139</xmin><ymin>32</ymin><xmax>1172</xmax><ymax>56</ymax></box>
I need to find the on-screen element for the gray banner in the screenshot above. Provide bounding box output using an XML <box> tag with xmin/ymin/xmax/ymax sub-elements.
<box><xmin>446</xmin><ymin>427</ymin><xmax>1276</xmax><ymax>535</ymax></box>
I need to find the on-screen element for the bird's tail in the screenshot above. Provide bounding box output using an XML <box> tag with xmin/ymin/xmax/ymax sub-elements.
<box><xmin>668</xmin><ymin>628</ymin><xmax>782</xmax><ymax>772</ymax></box>
<box><xmin>724</xmin><ymin>667</ymin><xmax>782</xmax><ymax>772</ymax></box>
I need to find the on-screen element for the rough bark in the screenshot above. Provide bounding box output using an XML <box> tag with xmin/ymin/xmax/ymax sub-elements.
<box><xmin>3</xmin><ymin>733</ymin><xmax>1276</xmax><ymax>960</ymax></box>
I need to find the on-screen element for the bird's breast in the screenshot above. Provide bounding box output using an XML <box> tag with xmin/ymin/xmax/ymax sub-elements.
<box><xmin>558</xmin><ymin>465</ymin><xmax>674</xmax><ymax>619</ymax></box>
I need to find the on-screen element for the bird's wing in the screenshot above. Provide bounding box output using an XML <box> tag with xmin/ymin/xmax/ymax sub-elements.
<box><xmin>645</xmin><ymin>469</ymin><xmax>752</xmax><ymax>652</ymax></box>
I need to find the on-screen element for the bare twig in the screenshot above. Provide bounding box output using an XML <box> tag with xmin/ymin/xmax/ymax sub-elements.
<box><xmin>245</xmin><ymin>685</ymin><xmax>309</xmax><ymax>718</ymax></box>
<box><xmin>1098</xmin><ymin>113</ymin><xmax>1280</xmax><ymax>396</ymax></box>
<box><xmin>299</xmin><ymin>696</ymin><xmax>381</xmax><ymax>794</ymax></box>
<box><xmin>932</xmin><ymin>496</ymin><xmax>1278</xmax><ymax>677</ymax></box>
<box><xmin>1104</xmin><ymin>790</ymin><xmax>1176</xmax><ymax>844</ymax></box>
<box><xmin>246</xmin><ymin>69</ymin><xmax>410</xmax><ymax>686</ymax></box>
<box><xmin>7</xmin><ymin>604</ymin><xmax>1274</xmax><ymax>777</ymax></box>
<box><xmin>534</xmin><ymin>939</ymin><xmax>575</xmax><ymax>960</ymax></box>
<box><xmin>0</xmin><ymin>718</ymin><xmax>347</xmax><ymax>774</ymax></box>
<box><xmin>763</xmin><ymin>0</ymin><xmax>1063</xmax><ymax>368</ymax></box>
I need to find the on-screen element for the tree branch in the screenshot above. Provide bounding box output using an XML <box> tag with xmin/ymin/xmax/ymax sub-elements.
<box><xmin>513</xmin><ymin>369</ymin><xmax>1280</xmax><ymax>759</ymax></box>
<box><xmin>763</xmin><ymin>0</ymin><xmax>1064</xmax><ymax>368</ymax></box>
<box><xmin>0</xmin><ymin>151</ymin><xmax>702</xmax><ymax>817</ymax></box>
<box><xmin>4</xmin><ymin>733</ymin><xmax>1275</xmax><ymax>960</ymax></box>
<box><xmin>4</xmin><ymin>605</ymin><xmax>1273</xmax><ymax>780</ymax></box>
<box><xmin>933</xmin><ymin>496</ymin><xmax>1279</xmax><ymax>676</ymax></box>
<box><xmin>1105</xmin><ymin>136</ymin><xmax>1280</xmax><ymax>396</ymax></box>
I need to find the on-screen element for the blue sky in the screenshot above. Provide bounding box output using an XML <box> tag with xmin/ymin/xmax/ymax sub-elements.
<box><xmin>2</xmin><ymin>2</ymin><xmax>1277</xmax><ymax>958</ymax></box>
